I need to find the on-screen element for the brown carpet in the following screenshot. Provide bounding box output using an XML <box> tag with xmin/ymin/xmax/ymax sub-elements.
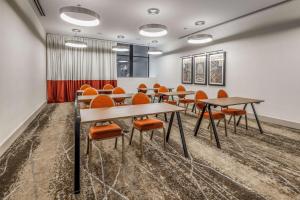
<box><xmin>0</xmin><ymin>103</ymin><xmax>299</xmax><ymax>200</ymax></box>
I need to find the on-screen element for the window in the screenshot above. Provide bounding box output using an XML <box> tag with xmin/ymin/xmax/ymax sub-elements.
<box><xmin>117</xmin><ymin>44</ymin><xmax>149</xmax><ymax>77</ymax></box>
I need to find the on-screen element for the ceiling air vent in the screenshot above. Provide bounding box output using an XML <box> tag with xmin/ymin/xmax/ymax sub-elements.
<box><xmin>33</xmin><ymin>0</ymin><xmax>45</xmax><ymax>16</ymax></box>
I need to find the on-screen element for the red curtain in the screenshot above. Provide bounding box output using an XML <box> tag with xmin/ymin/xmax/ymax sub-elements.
<box><xmin>47</xmin><ymin>80</ymin><xmax>117</xmax><ymax>103</ymax></box>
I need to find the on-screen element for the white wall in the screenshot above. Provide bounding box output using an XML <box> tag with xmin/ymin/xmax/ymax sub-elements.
<box><xmin>151</xmin><ymin>26</ymin><xmax>300</xmax><ymax>126</ymax></box>
<box><xmin>0</xmin><ymin>0</ymin><xmax>46</xmax><ymax>150</ymax></box>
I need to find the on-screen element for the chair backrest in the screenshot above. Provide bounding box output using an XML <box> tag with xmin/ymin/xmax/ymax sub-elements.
<box><xmin>112</xmin><ymin>87</ymin><xmax>126</xmax><ymax>103</ymax></box>
<box><xmin>103</xmin><ymin>84</ymin><xmax>114</xmax><ymax>90</ymax></box>
<box><xmin>132</xmin><ymin>93</ymin><xmax>150</xmax><ymax>105</ymax></box>
<box><xmin>153</xmin><ymin>83</ymin><xmax>160</xmax><ymax>93</ymax></box>
<box><xmin>80</xmin><ymin>84</ymin><xmax>91</xmax><ymax>90</ymax></box>
<box><xmin>90</xmin><ymin>95</ymin><xmax>115</xmax><ymax>108</ymax></box>
<box><xmin>138</xmin><ymin>83</ymin><xmax>147</xmax><ymax>93</ymax></box>
<box><xmin>194</xmin><ymin>90</ymin><xmax>208</xmax><ymax>110</ymax></box>
<box><xmin>82</xmin><ymin>87</ymin><xmax>98</xmax><ymax>96</ymax></box>
<box><xmin>158</xmin><ymin>86</ymin><xmax>168</xmax><ymax>93</ymax></box>
<box><xmin>176</xmin><ymin>85</ymin><xmax>186</xmax><ymax>99</ymax></box>
<box><xmin>217</xmin><ymin>89</ymin><xmax>228</xmax><ymax>98</ymax></box>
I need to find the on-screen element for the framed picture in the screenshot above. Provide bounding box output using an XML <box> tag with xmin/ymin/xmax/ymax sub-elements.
<box><xmin>193</xmin><ymin>54</ymin><xmax>207</xmax><ymax>85</ymax></box>
<box><xmin>208</xmin><ymin>52</ymin><xmax>226</xmax><ymax>86</ymax></box>
<box><xmin>182</xmin><ymin>56</ymin><xmax>193</xmax><ymax>84</ymax></box>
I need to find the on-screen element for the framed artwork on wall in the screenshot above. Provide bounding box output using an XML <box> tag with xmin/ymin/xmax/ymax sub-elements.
<box><xmin>193</xmin><ymin>54</ymin><xmax>207</xmax><ymax>85</ymax></box>
<box><xmin>208</xmin><ymin>51</ymin><xmax>226</xmax><ymax>86</ymax></box>
<box><xmin>182</xmin><ymin>56</ymin><xmax>193</xmax><ymax>84</ymax></box>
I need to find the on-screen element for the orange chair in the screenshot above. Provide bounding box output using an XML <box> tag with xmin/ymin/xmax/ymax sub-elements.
<box><xmin>138</xmin><ymin>83</ymin><xmax>147</xmax><ymax>93</ymax></box>
<box><xmin>112</xmin><ymin>87</ymin><xmax>126</xmax><ymax>105</ymax></box>
<box><xmin>217</xmin><ymin>89</ymin><xmax>248</xmax><ymax>133</ymax></box>
<box><xmin>129</xmin><ymin>93</ymin><xmax>166</xmax><ymax>158</ymax></box>
<box><xmin>158</xmin><ymin>86</ymin><xmax>177</xmax><ymax>105</ymax></box>
<box><xmin>82</xmin><ymin>87</ymin><xmax>98</xmax><ymax>96</ymax></box>
<box><xmin>80</xmin><ymin>84</ymin><xmax>91</xmax><ymax>90</ymax></box>
<box><xmin>177</xmin><ymin>85</ymin><xmax>195</xmax><ymax>114</ymax></box>
<box><xmin>103</xmin><ymin>84</ymin><xmax>114</xmax><ymax>90</ymax></box>
<box><xmin>152</xmin><ymin>83</ymin><xmax>161</xmax><ymax>102</ymax></box>
<box><xmin>87</xmin><ymin>95</ymin><xmax>124</xmax><ymax>162</ymax></box>
<box><xmin>195</xmin><ymin>90</ymin><xmax>227</xmax><ymax>138</ymax></box>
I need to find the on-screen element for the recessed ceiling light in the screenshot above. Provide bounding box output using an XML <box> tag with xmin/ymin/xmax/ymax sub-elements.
<box><xmin>148</xmin><ymin>8</ymin><xmax>160</xmax><ymax>15</ymax></box>
<box><xmin>112</xmin><ymin>45</ymin><xmax>129</xmax><ymax>52</ymax></box>
<box><xmin>59</xmin><ymin>6</ymin><xmax>100</xmax><ymax>27</ymax></box>
<box><xmin>72</xmin><ymin>29</ymin><xmax>81</xmax><ymax>33</ymax></box>
<box><xmin>187</xmin><ymin>34</ymin><xmax>213</xmax><ymax>44</ymax></box>
<box><xmin>117</xmin><ymin>35</ymin><xmax>125</xmax><ymax>39</ymax></box>
<box><xmin>65</xmin><ymin>40</ymin><xmax>87</xmax><ymax>48</ymax></box>
<box><xmin>139</xmin><ymin>24</ymin><xmax>168</xmax><ymax>37</ymax></box>
<box><xmin>148</xmin><ymin>49</ymin><xmax>163</xmax><ymax>55</ymax></box>
<box><xmin>152</xmin><ymin>40</ymin><xmax>158</xmax><ymax>44</ymax></box>
<box><xmin>195</xmin><ymin>21</ymin><xmax>205</xmax><ymax>26</ymax></box>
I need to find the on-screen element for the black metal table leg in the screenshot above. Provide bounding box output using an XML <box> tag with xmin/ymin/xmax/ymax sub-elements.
<box><xmin>237</xmin><ymin>104</ymin><xmax>248</xmax><ymax>126</ymax></box>
<box><xmin>208</xmin><ymin>105</ymin><xmax>221</xmax><ymax>148</ymax></box>
<box><xmin>194</xmin><ymin>104</ymin><xmax>207</xmax><ymax>136</ymax></box>
<box><xmin>176</xmin><ymin>112</ymin><xmax>189</xmax><ymax>158</ymax></box>
<box><xmin>251</xmin><ymin>103</ymin><xmax>263</xmax><ymax>134</ymax></box>
<box><xmin>74</xmin><ymin>96</ymin><xmax>81</xmax><ymax>194</ymax></box>
<box><xmin>166</xmin><ymin>112</ymin><xmax>175</xmax><ymax>142</ymax></box>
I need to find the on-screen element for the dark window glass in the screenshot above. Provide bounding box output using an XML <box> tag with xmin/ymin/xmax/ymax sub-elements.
<box><xmin>133</xmin><ymin>57</ymin><xmax>148</xmax><ymax>77</ymax></box>
<box><xmin>117</xmin><ymin>44</ymin><xmax>149</xmax><ymax>77</ymax></box>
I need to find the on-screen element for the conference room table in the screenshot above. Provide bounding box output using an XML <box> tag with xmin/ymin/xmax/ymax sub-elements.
<box><xmin>194</xmin><ymin>97</ymin><xmax>264</xmax><ymax>148</ymax></box>
<box><xmin>77</xmin><ymin>93</ymin><xmax>155</xmax><ymax>103</ymax></box>
<box><xmin>73</xmin><ymin>97</ymin><xmax>189</xmax><ymax>194</ymax></box>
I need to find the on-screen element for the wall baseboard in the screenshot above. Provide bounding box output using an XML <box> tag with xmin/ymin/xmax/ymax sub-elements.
<box><xmin>248</xmin><ymin>113</ymin><xmax>300</xmax><ymax>130</ymax></box>
<box><xmin>0</xmin><ymin>101</ymin><xmax>47</xmax><ymax>157</ymax></box>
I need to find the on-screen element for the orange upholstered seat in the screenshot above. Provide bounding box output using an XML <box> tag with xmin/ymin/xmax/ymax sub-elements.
<box><xmin>204</xmin><ymin>112</ymin><xmax>225</xmax><ymax>120</ymax></box>
<box><xmin>129</xmin><ymin>92</ymin><xmax>166</xmax><ymax>157</ymax></box>
<box><xmin>83</xmin><ymin>87</ymin><xmax>98</xmax><ymax>96</ymax></box>
<box><xmin>87</xmin><ymin>95</ymin><xmax>124</xmax><ymax>162</ymax></box>
<box><xmin>177</xmin><ymin>85</ymin><xmax>194</xmax><ymax>110</ymax></box>
<box><xmin>138</xmin><ymin>83</ymin><xmax>147</xmax><ymax>93</ymax></box>
<box><xmin>194</xmin><ymin>90</ymin><xmax>227</xmax><ymax>136</ymax></box>
<box><xmin>222</xmin><ymin>108</ymin><xmax>246</xmax><ymax>115</ymax></box>
<box><xmin>179</xmin><ymin>99</ymin><xmax>194</xmax><ymax>104</ymax></box>
<box><xmin>134</xmin><ymin>119</ymin><xmax>164</xmax><ymax>131</ymax></box>
<box><xmin>80</xmin><ymin>84</ymin><xmax>91</xmax><ymax>90</ymax></box>
<box><xmin>112</xmin><ymin>87</ymin><xmax>126</xmax><ymax>104</ymax></box>
<box><xmin>158</xmin><ymin>86</ymin><xmax>177</xmax><ymax>105</ymax></box>
<box><xmin>103</xmin><ymin>84</ymin><xmax>114</xmax><ymax>90</ymax></box>
<box><xmin>217</xmin><ymin>89</ymin><xmax>248</xmax><ymax>133</ymax></box>
<box><xmin>89</xmin><ymin>124</ymin><xmax>122</xmax><ymax>139</ymax></box>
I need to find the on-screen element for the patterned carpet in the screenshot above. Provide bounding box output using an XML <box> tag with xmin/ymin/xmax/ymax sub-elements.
<box><xmin>0</xmin><ymin>103</ymin><xmax>299</xmax><ymax>200</ymax></box>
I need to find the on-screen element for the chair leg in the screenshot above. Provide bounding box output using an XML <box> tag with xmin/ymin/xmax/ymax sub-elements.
<box><xmin>86</xmin><ymin>135</ymin><xmax>90</xmax><ymax>155</ymax></box>
<box><xmin>122</xmin><ymin>134</ymin><xmax>124</xmax><ymax>163</ymax></box>
<box><xmin>217</xmin><ymin>120</ymin><xmax>221</xmax><ymax>127</ymax></box>
<box><xmin>185</xmin><ymin>104</ymin><xmax>188</xmax><ymax>115</ymax></box>
<box><xmin>89</xmin><ymin>140</ymin><xmax>93</xmax><ymax>163</ymax></box>
<box><xmin>140</xmin><ymin>131</ymin><xmax>143</xmax><ymax>158</ymax></box>
<box><xmin>209</xmin><ymin>126</ymin><xmax>213</xmax><ymax>141</ymax></box>
<box><xmin>162</xmin><ymin>127</ymin><xmax>166</xmax><ymax>150</ymax></box>
<box><xmin>114</xmin><ymin>138</ymin><xmax>118</xmax><ymax>149</ymax></box>
<box><xmin>245</xmin><ymin>114</ymin><xmax>248</xmax><ymax>130</ymax></box>
<box><xmin>150</xmin><ymin>130</ymin><xmax>154</xmax><ymax>140</ymax></box>
<box><xmin>228</xmin><ymin>115</ymin><xmax>232</xmax><ymax>124</ymax></box>
<box><xmin>233</xmin><ymin>115</ymin><xmax>236</xmax><ymax>134</ymax></box>
<box><xmin>129</xmin><ymin>127</ymin><xmax>135</xmax><ymax>145</ymax></box>
<box><xmin>207</xmin><ymin>122</ymin><xmax>211</xmax><ymax>130</ymax></box>
<box><xmin>224</xmin><ymin>117</ymin><xmax>228</xmax><ymax>137</ymax></box>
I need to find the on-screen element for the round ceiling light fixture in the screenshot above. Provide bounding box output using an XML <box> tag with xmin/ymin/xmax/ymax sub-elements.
<box><xmin>148</xmin><ymin>8</ymin><xmax>160</xmax><ymax>15</ymax></box>
<box><xmin>148</xmin><ymin>49</ymin><xmax>163</xmax><ymax>55</ymax></box>
<box><xmin>195</xmin><ymin>21</ymin><xmax>205</xmax><ymax>26</ymax></box>
<box><xmin>139</xmin><ymin>24</ymin><xmax>168</xmax><ymax>37</ymax></box>
<box><xmin>117</xmin><ymin>35</ymin><xmax>125</xmax><ymax>39</ymax></box>
<box><xmin>187</xmin><ymin>34</ymin><xmax>213</xmax><ymax>44</ymax></box>
<box><xmin>65</xmin><ymin>40</ymin><xmax>87</xmax><ymax>48</ymax></box>
<box><xmin>59</xmin><ymin>6</ymin><xmax>100</xmax><ymax>27</ymax></box>
<box><xmin>112</xmin><ymin>45</ymin><xmax>129</xmax><ymax>52</ymax></box>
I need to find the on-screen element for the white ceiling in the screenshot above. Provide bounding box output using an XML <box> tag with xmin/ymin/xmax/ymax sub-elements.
<box><xmin>33</xmin><ymin>0</ymin><xmax>290</xmax><ymax>48</ymax></box>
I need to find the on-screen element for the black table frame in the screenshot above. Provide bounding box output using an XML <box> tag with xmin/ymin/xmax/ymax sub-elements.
<box><xmin>73</xmin><ymin>95</ymin><xmax>189</xmax><ymax>194</ymax></box>
<box><xmin>194</xmin><ymin>102</ymin><xmax>263</xmax><ymax>149</ymax></box>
